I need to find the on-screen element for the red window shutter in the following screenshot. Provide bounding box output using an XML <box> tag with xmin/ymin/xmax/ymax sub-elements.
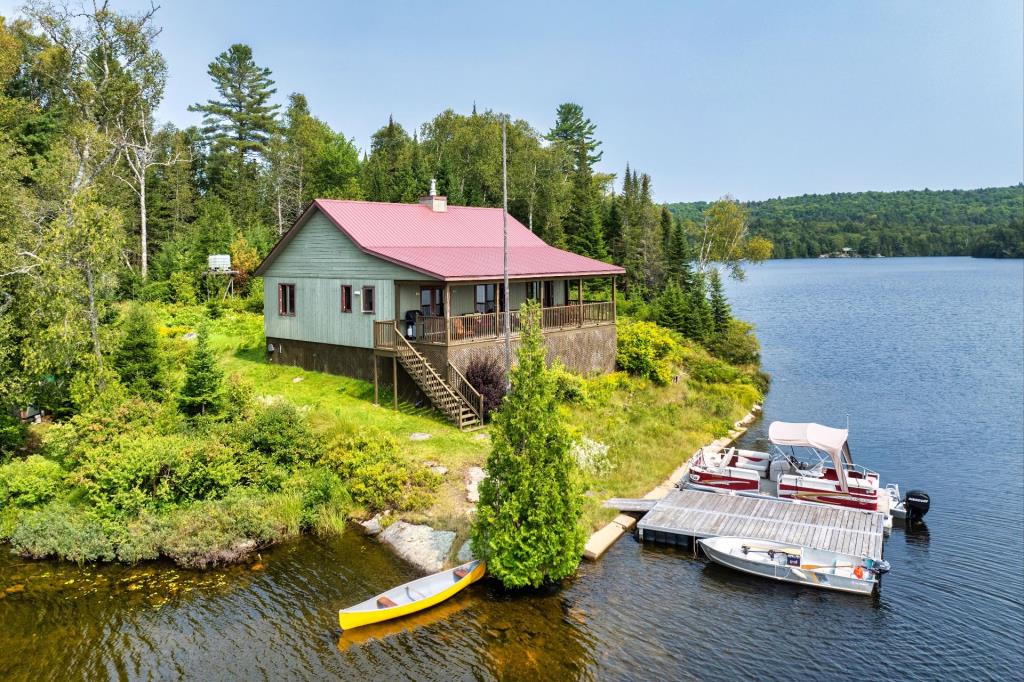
<box><xmin>278</xmin><ymin>283</ymin><xmax>282</xmax><ymax>315</ymax></box>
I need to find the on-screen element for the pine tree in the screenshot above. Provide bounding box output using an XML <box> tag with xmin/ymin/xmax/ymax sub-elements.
<box><xmin>546</xmin><ymin>102</ymin><xmax>602</xmax><ymax>167</ymax></box>
<box><xmin>113</xmin><ymin>304</ymin><xmax>163</xmax><ymax>398</ymax></box>
<box><xmin>179</xmin><ymin>322</ymin><xmax>223</xmax><ymax>417</ymax></box>
<box><xmin>708</xmin><ymin>268</ymin><xmax>732</xmax><ymax>336</ymax></box>
<box><xmin>189</xmin><ymin>44</ymin><xmax>280</xmax><ymax>210</ymax></box>
<box><xmin>472</xmin><ymin>301</ymin><xmax>584</xmax><ymax>588</ymax></box>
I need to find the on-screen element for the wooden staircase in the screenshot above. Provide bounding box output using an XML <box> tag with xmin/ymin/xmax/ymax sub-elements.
<box><xmin>390</xmin><ymin>325</ymin><xmax>484</xmax><ymax>430</ymax></box>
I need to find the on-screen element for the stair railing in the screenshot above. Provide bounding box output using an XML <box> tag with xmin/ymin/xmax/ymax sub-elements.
<box><xmin>447</xmin><ymin>362</ymin><xmax>485</xmax><ymax>425</ymax></box>
<box><xmin>390</xmin><ymin>323</ymin><xmax>477</xmax><ymax>426</ymax></box>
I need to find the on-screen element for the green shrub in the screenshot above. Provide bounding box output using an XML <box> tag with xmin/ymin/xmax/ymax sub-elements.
<box><xmin>320</xmin><ymin>429</ymin><xmax>438</xmax><ymax>512</ymax></box>
<box><xmin>228</xmin><ymin>400</ymin><xmax>323</xmax><ymax>466</ymax></box>
<box><xmin>711</xmin><ymin>319</ymin><xmax>762</xmax><ymax>366</ymax></box>
<box><xmin>550</xmin><ymin>361</ymin><xmax>588</xmax><ymax>404</ymax></box>
<box><xmin>169</xmin><ymin>271</ymin><xmax>197</xmax><ymax>305</ymax></box>
<box><xmin>158</xmin><ymin>495</ymin><xmax>284</xmax><ymax>568</ymax></box>
<box><xmin>205</xmin><ymin>299</ymin><xmax>224</xmax><ymax>319</ymax></box>
<box><xmin>9</xmin><ymin>502</ymin><xmax>116</xmax><ymax>563</ymax></box>
<box><xmin>0</xmin><ymin>455</ymin><xmax>66</xmax><ymax>508</ymax></box>
<box><xmin>73</xmin><ymin>433</ymin><xmax>241</xmax><ymax>517</ymax></box>
<box><xmin>282</xmin><ymin>465</ymin><xmax>350</xmax><ymax>529</ymax></box>
<box><xmin>616</xmin><ymin>320</ymin><xmax>679</xmax><ymax>385</ymax></box>
<box><xmin>0</xmin><ymin>412</ymin><xmax>27</xmax><ymax>460</ymax></box>
<box><xmin>139</xmin><ymin>278</ymin><xmax>173</xmax><ymax>303</ymax></box>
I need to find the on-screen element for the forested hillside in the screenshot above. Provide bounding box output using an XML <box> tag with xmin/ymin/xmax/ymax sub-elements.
<box><xmin>667</xmin><ymin>186</ymin><xmax>1023</xmax><ymax>258</ymax></box>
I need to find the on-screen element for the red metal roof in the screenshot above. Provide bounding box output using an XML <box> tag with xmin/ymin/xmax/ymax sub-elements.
<box><xmin>255</xmin><ymin>199</ymin><xmax>624</xmax><ymax>281</ymax></box>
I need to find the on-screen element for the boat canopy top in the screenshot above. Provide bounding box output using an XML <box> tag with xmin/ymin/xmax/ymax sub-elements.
<box><xmin>768</xmin><ymin>421</ymin><xmax>854</xmax><ymax>491</ymax></box>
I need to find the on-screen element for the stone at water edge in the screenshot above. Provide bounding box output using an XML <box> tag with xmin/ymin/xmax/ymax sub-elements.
<box><xmin>465</xmin><ymin>467</ymin><xmax>485</xmax><ymax>503</ymax></box>
<box><xmin>456</xmin><ymin>540</ymin><xmax>475</xmax><ymax>564</ymax></box>
<box><xmin>377</xmin><ymin>522</ymin><xmax>456</xmax><ymax>574</ymax></box>
<box><xmin>357</xmin><ymin>514</ymin><xmax>384</xmax><ymax>537</ymax></box>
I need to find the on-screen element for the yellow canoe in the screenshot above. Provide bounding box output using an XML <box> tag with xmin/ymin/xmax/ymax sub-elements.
<box><xmin>338</xmin><ymin>559</ymin><xmax>486</xmax><ymax>631</ymax></box>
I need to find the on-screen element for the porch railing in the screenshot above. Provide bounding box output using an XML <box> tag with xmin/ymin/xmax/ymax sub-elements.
<box><xmin>375</xmin><ymin>301</ymin><xmax>614</xmax><ymax>350</ymax></box>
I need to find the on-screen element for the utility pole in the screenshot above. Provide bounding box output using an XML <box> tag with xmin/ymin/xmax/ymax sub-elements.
<box><xmin>502</xmin><ymin>116</ymin><xmax>511</xmax><ymax>391</ymax></box>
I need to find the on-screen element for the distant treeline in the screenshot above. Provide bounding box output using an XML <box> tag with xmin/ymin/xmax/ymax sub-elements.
<box><xmin>667</xmin><ymin>185</ymin><xmax>1024</xmax><ymax>259</ymax></box>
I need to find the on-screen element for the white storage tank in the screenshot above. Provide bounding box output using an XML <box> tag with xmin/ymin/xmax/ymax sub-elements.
<box><xmin>208</xmin><ymin>254</ymin><xmax>231</xmax><ymax>272</ymax></box>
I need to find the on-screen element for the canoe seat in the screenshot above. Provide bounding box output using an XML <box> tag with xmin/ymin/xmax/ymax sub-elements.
<box><xmin>376</xmin><ymin>595</ymin><xmax>398</xmax><ymax>609</ymax></box>
<box><xmin>453</xmin><ymin>567</ymin><xmax>470</xmax><ymax>580</ymax></box>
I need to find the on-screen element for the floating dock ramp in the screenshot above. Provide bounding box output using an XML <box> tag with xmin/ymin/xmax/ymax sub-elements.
<box><xmin>636</xmin><ymin>489</ymin><xmax>886</xmax><ymax>559</ymax></box>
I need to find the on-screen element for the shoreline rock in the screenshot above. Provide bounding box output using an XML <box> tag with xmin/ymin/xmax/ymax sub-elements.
<box><xmin>376</xmin><ymin>521</ymin><xmax>455</xmax><ymax>573</ymax></box>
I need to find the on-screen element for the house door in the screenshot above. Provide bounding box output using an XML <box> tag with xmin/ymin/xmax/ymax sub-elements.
<box><xmin>542</xmin><ymin>281</ymin><xmax>555</xmax><ymax>308</ymax></box>
<box><xmin>420</xmin><ymin>286</ymin><xmax>444</xmax><ymax>316</ymax></box>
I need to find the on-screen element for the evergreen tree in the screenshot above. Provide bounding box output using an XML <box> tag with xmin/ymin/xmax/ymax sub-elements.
<box><xmin>361</xmin><ymin>116</ymin><xmax>414</xmax><ymax>202</ymax></box>
<box><xmin>652</xmin><ymin>280</ymin><xmax>689</xmax><ymax>334</ymax></box>
<box><xmin>472</xmin><ymin>301</ymin><xmax>584</xmax><ymax>588</ymax></box>
<box><xmin>564</xmin><ymin>147</ymin><xmax>608</xmax><ymax>260</ymax></box>
<box><xmin>179</xmin><ymin>322</ymin><xmax>223</xmax><ymax>417</ymax></box>
<box><xmin>682</xmin><ymin>272</ymin><xmax>713</xmax><ymax>343</ymax></box>
<box><xmin>707</xmin><ymin>268</ymin><xmax>731</xmax><ymax>336</ymax></box>
<box><xmin>666</xmin><ymin>218</ymin><xmax>694</xmax><ymax>288</ymax></box>
<box><xmin>546</xmin><ymin>102</ymin><xmax>602</xmax><ymax>167</ymax></box>
<box><xmin>189</xmin><ymin>44</ymin><xmax>280</xmax><ymax>213</ymax></box>
<box><xmin>660</xmin><ymin>206</ymin><xmax>674</xmax><ymax>256</ymax></box>
<box><xmin>113</xmin><ymin>304</ymin><xmax>163</xmax><ymax>398</ymax></box>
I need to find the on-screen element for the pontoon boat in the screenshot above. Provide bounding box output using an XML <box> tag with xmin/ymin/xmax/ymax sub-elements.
<box><xmin>684</xmin><ymin>421</ymin><xmax>930</xmax><ymax>523</ymax></box>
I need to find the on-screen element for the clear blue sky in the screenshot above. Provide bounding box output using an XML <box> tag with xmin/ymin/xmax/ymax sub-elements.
<box><xmin>3</xmin><ymin>0</ymin><xmax>1022</xmax><ymax>201</ymax></box>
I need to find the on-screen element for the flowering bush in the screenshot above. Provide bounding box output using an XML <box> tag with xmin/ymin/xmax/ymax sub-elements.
<box><xmin>571</xmin><ymin>436</ymin><xmax>613</xmax><ymax>478</ymax></box>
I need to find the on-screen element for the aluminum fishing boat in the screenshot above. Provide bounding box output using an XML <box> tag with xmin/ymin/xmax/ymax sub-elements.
<box><xmin>684</xmin><ymin>421</ymin><xmax>930</xmax><ymax>523</ymax></box>
<box><xmin>699</xmin><ymin>536</ymin><xmax>890</xmax><ymax>595</ymax></box>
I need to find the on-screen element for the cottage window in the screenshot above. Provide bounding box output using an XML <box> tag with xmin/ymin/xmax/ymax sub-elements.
<box><xmin>420</xmin><ymin>286</ymin><xmax>444</xmax><ymax>316</ymax></box>
<box><xmin>475</xmin><ymin>284</ymin><xmax>496</xmax><ymax>313</ymax></box>
<box><xmin>278</xmin><ymin>283</ymin><xmax>296</xmax><ymax>316</ymax></box>
<box><xmin>361</xmin><ymin>286</ymin><xmax>375</xmax><ymax>313</ymax></box>
<box><xmin>340</xmin><ymin>285</ymin><xmax>352</xmax><ymax>312</ymax></box>
<box><xmin>526</xmin><ymin>281</ymin><xmax>540</xmax><ymax>302</ymax></box>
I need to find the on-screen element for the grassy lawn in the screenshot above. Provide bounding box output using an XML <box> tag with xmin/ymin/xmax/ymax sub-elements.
<box><xmin>200</xmin><ymin>309</ymin><xmax>490</xmax><ymax>527</ymax></box>
<box><xmin>566</xmin><ymin>374</ymin><xmax>760</xmax><ymax>530</ymax></box>
<box><xmin>187</xmin><ymin>306</ymin><xmax>760</xmax><ymax>536</ymax></box>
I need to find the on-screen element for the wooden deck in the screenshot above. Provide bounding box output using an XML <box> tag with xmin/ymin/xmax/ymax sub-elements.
<box><xmin>636</xmin><ymin>489</ymin><xmax>886</xmax><ymax>559</ymax></box>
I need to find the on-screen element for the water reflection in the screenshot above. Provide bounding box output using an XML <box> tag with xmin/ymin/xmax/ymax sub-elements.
<box><xmin>473</xmin><ymin>580</ymin><xmax>597</xmax><ymax>681</ymax></box>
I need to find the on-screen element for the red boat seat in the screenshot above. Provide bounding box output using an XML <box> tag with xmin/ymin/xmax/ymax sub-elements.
<box><xmin>376</xmin><ymin>595</ymin><xmax>398</xmax><ymax>608</ymax></box>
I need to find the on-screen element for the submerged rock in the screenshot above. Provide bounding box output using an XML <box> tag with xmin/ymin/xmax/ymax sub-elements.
<box><xmin>377</xmin><ymin>522</ymin><xmax>455</xmax><ymax>573</ymax></box>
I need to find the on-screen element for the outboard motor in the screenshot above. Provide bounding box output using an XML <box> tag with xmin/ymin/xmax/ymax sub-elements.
<box><xmin>903</xmin><ymin>489</ymin><xmax>930</xmax><ymax>523</ymax></box>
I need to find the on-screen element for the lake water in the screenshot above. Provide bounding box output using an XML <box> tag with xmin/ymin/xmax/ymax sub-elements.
<box><xmin>2</xmin><ymin>257</ymin><xmax>1021</xmax><ymax>681</ymax></box>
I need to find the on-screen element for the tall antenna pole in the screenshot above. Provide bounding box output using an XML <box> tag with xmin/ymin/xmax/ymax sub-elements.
<box><xmin>502</xmin><ymin>116</ymin><xmax>511</xmax><ymax>390</ymax></box>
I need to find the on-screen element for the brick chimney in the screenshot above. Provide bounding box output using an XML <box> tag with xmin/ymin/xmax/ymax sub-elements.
<box><xmin>419</xmin><ymin>178</ymin><xmax>447</xmax><ymax>212</ymax></box>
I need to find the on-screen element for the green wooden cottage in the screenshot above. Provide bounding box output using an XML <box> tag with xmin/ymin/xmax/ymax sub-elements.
<box><xmin>254</xmin><ymin>190</ymin><xmax>624</xmax><ymax>428</ymax></box>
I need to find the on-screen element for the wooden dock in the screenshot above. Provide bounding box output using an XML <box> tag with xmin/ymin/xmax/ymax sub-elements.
<box><xmin>637</xmin><ymin>489</ymin><xmax>886</xmax><ymax>559</ymax></box>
